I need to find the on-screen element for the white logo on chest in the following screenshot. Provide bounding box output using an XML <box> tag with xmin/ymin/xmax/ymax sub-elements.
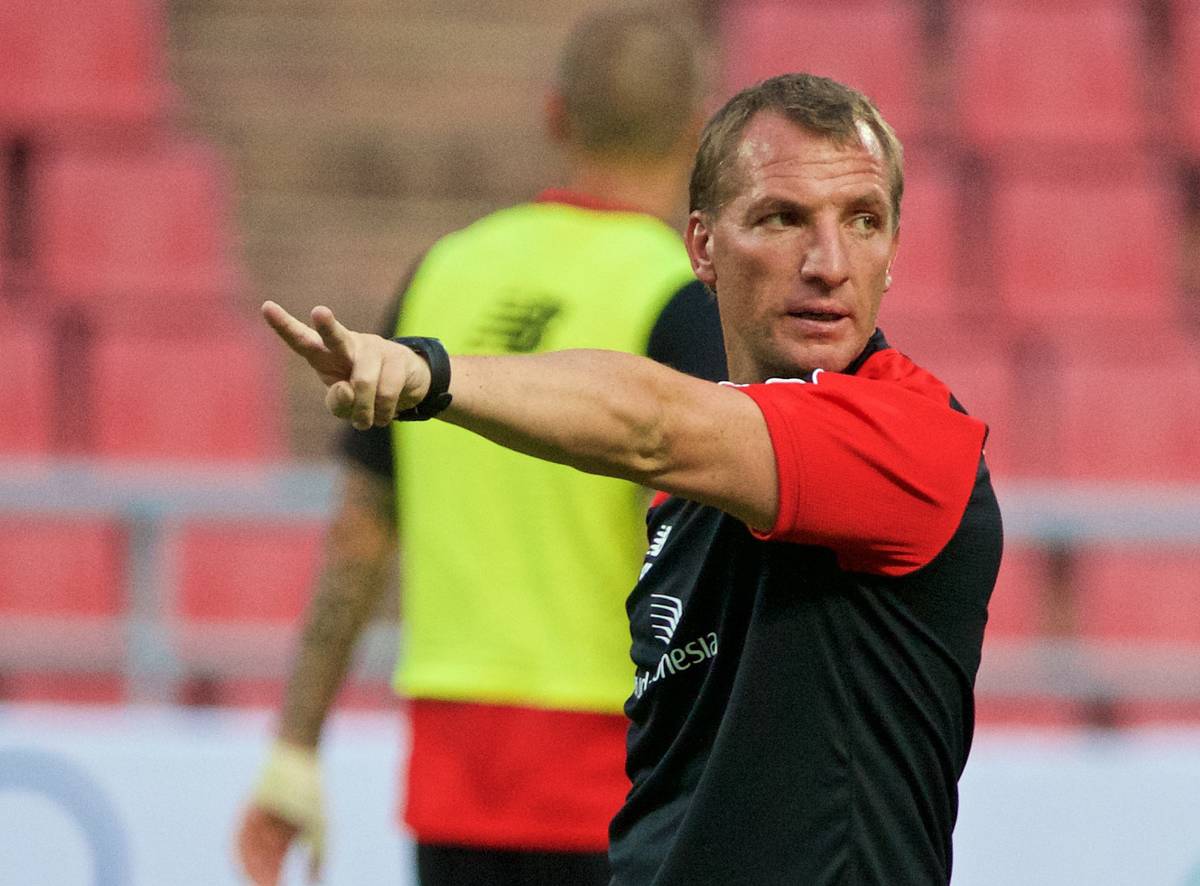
<box><xmin>649</xmin><ymin>594</ymin><xmax>683</xmax><ymax>644</ymax></box>
<box><xmin>638</xmin><ymin>523</ymin><xmax>673</xmax><ymax>580</ymax></box>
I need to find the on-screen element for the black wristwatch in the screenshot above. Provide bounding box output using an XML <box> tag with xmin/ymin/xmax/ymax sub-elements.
<box><xmin>391</xmin><ymin>336</ymin><xmax>453</xmax><ymax>421</ymax></box>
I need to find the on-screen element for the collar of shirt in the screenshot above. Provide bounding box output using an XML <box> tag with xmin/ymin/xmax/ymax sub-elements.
<box><xmin>535</xmin><ymin>188</ymin><xmax>648</xmax><ymax>215</ymax></box>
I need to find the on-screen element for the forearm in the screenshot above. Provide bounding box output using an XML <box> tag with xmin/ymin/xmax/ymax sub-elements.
<box><xmin>442</xmin><ymin>349</ymin><xmax>711</xmax><ymax>488</ymax></box>
<box><xmin>277</xmin><ymin>465</ymin><xmax>397</xmax><ymax>748</ymax></box>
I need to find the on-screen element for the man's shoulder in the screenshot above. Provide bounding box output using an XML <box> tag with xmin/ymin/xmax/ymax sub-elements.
<box><xmin>853</xmin><ymin>345</ymin><xmax>960</xmax><ymax>411</ymax></box>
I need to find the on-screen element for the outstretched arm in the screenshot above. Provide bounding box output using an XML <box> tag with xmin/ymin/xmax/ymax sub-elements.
<box><xmin>262</xmin><ymin>301</ymin><xmax>779</xmax><ymax>531</ymax></box>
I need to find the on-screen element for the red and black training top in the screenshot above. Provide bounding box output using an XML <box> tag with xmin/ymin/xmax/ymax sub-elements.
<box><xmin>609</xmin><ymin>330</ymin><xmax>1003</xmax><ymax>886</ymax></box>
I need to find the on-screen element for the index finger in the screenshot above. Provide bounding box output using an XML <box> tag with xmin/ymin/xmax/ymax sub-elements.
<box><xmin>261</xmin><ymin>301</ymin><xmax>324</xmax><ymax>356</ymax></box>
<box><xmin>310</xmin><ymin>306</ymin><xmax>357</xmax><ymax>362</ymax></box>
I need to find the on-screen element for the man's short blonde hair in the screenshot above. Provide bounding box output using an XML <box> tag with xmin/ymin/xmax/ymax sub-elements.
<box><xmin>557</xmin><ymin>9</ymin><xmax>704</xmax><ymax>159</ymax></box>
<box><xmin>689</xmin><ymin>73</ymin><xmax>905</xmax><ymax>228</ymax></box>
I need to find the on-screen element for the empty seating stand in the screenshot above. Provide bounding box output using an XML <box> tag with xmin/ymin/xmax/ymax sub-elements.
<box><xmin>983</xmin><ymin>545</ymin><xmax>1047</xmax><ymax>640</ymax></box>
<box><xmin>718</xmin><ymin>1</ymin><xmax>925</xmax><ymax>139</ymax></box>
<box><xmin>878</xmin><ymin>161</ymin><xmax>962</xmax><ymax>318</ymax></box>
<box><xmin>30</xmin><ymin>141</ymin><xmax>242</xmax><ymax>321</ymax></box>
<box><xmin>1057</xmin><ymin>348</ymin><xmax>1200</xmax><ymax>483</ymax></box>
<box><xmin>90</xmin><ymin>329</ymin><xmax>287</xmax><ymax>461</ymax></box>
<box><xmin>172</xmin><ymin>521</ymin><xmax>326</xmax><ymax>624</ymax></box>
<box><xmin>1075</xmin><ymin>547</ymin><xmax>1200</xmax><ymax>643</ymax></box>
<box><xmin>0</xmin><ymin>0</ymin><xmax>171</xmax><ymax>136</ymax></box>
<box><xmin>0</xmin><ymin>318</ymin><xmax>55</xmax><ymax>455</ymax></box>
<box><xmin>953</xmin><ymin>3</ymin><xmax>1147</xmax><ymax>152</ymax></box>
<box><xmin>0</xmin><ymin>517</ymin><xmax>126</xmax><ymax>702</ymax></box>
<box><xmin>170</xmin><ymin>520</ymin><xmax>388</xmax><ymax>709</ymax></box>
<box><xmin>0</xmin><ymin>518</ymin><xmax>124</xmax><ymax>617</ymax></box>
<box><xmin>989</xmin><ymin>168</ymin><xmax>1179</xmax><ymax>323</ymax></box>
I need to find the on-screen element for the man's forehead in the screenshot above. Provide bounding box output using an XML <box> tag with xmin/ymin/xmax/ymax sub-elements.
<box><xmin>735</xmin><ymin>112</ymin><xmax>883</xmax><ymax>168</ymax></box>
<box><xmin>729</xmin><ymin>111</ymin><xmax>887</xmax><ymax>190</ymax></box>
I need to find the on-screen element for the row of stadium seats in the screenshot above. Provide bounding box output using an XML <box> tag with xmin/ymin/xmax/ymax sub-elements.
<box><xmin>991</xmin><ymin>545</ymin><xmax>1200</xmax><ymax>642</ymax></box>
<box><xmin>0</xmin><ymin>315</ymin><xmax>284</xmax><ymax>460</ymax></box>
<box><xmin>6</xmin><ymin>307</ymin><xmax>1200</xmax><ymax>480</ymax></box>
<box><xmin>5</xmin><ymin>0</ymin><xmax>1200</xmax><ymax>158</ymax></box>
<box><xmin>883</xmin><ymin>155</ymin><xmax>1185</xmax><ymax>323</ymax></box>
<box><xmin>2</xmin><ymin>143</ymin><xmax>1183</xmax><ymax>324</ymax></box>
<box><xmin>0</xmin><ymin>519</ymin><xmax>322</xmax><ymax>624</ymax></box>
<box><xmin>876</xmin><ymin>317</ymin><xmax>1200</xmax><ymax>483</ymax></box>
<box><xmin>1</xmin><ymin>0</ymin><xmax>1197</xmax><ymax>725</ymax></box>
<box><xmin>8</xmin><ymin>522</ymin><xmax>1197</xmax><ymax>644</ymax></box>
<box><xmin>721</xmin><ymin>0</ymin><xmax>1200</xmax><ymax>153</ymax></box>
<box><xmin>4</xmin><ymin>517</ymin><xmax>1198</xmax><ymax>706</ymax></box>
<box><xmin>0</xmin><ymin>0</ymin><xmax>172</xmax><ymax>136</ymax></box>
<box><xmin>27</xmin><ymin>140</ymin><xmax>242</xmax><ymax>316</ymax></box>
<box><xmin>7</xmin><ymin>139</ymin><xmax>1195</xmax><ymax>478</ymax></box>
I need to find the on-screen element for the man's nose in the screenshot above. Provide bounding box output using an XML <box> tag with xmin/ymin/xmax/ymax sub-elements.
<box><xmin>799</xmin><ymin>222</ymin><xmax>850</xmax><ymax>289</ymax></box>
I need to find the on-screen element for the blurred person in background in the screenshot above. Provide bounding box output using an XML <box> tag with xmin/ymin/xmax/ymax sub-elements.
<box><xmin>263</xmin><ymin>72</ymin><xmax>1002</xmax><ymax>885</ymax></box>
<box><xmin>236</xmin><ymin>8</ymin><xmax>723</xmax><ymax>886</ymax></box>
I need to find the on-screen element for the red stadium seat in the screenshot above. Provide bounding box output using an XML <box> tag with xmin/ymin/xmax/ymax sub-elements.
<box><xmin>953</xmin><ymin>4</ymin><xmax>1147</xmax><ymax>151</ymax></box>
<box><xmin>90</xmin><ymin>329</ymin><xmax>287</xmax><ymax>460</ymax></box>
<box><xmin>169</xmin><ymin>522</ymin><xmax>403</xmax><ymax>709</ymax></box>
<box><xmin>0</xmin><ymin>318</ymin><xmax>55</xmax><ymax>455</ymax></box>
<box><xmin>984</xmin><ymin>545</ymin><xmax>1048</xmax><ymax>640</ymax></box>
<box><xmin>719</xmin><ymin>1</ymin><xmax>924</xmax><ymax>138</ymax></box>
<box><xmin>1075</xmin><ymin>547</ymin><xmax>1200</xmax><ymax>643</ymax></box>
<box><xmin>880</xmin><ymin>161</ymin><xmax>965</xmax><ymax>318</ymax></box>
<box><xmin>30</xmin><ymin>141</ymin><xmax>241</xmax><ymax>318</ymax></box>
<box><xmin>990</xmin><ymin>171</ymin><xmax>1179</xmax><ymax>322</ymax></box>
<box><xmin>0</xmin><ymin>673</ymin><xmax>125</xmax><ymax>704</ymax></box>
<box><xmin>974</xmin><ymin>696</ymin><xmax>1085</xmax><ymax>729</ymax></box>
<box><xmin>0</xmin><ymin>518</ymin><xmax>124</xmax><ymax>616</ymax></box>
<box><xmin>1057</xmin><ymin>348</ymin><xmax>1200</xmax><ymax>482</ymax></box>
<box><xmin>0</xmin><ymin>516</ymin><xmax>127</xmax><ymax>703</ymax></box>
<box><xmin>172</xmin><ymin>521</ymin><xmax>326</xmax><ymax>623</ymax></box>
<box><xmin>0</xmin><ymin>0</ymin><xmax>171</xmax><ymax>134</ymax></box>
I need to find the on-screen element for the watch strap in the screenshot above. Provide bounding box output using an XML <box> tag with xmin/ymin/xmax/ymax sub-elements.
<box><xmin>391</xmin><ymin>336</ymin><xmax>453</xmax><ymax>421</ymax></box>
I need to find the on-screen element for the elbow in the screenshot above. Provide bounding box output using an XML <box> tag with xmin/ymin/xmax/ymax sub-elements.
<box><xmin>618</xmin><ymin>395</ymin><xmax>675</xmax><ymax>485</ymax></box>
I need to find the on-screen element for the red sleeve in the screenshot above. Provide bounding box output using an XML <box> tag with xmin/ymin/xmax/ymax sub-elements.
<box><xmin>736</xmin><ymin>367</ymin><xmax>987</xmax><ymax>577</ymax></box>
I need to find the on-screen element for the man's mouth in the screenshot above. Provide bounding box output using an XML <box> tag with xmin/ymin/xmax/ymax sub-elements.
<box><xmin>792</xmin><ymin>312</ymin><xmax>849</xmax><ymax>321</ymax></box>
<box><xmin>789</xmin><ymin>311</ymin><xmax>847</xmax><ymax>323</ymax></box>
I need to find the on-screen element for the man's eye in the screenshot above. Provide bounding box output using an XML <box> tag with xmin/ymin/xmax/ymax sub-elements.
<box><xmin>850</xmin><ymin>214</ymin><xmax>880</xmax><ymax>234</ymax></box>
<box><xmin>760</xmin><ymin>211</ymin><xmax>792</xmax><ymax>227</ymax></box>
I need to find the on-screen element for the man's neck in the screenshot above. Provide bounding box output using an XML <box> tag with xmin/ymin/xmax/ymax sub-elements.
<box><xmin>564</xmin><ymin>154</ymin><xmax>689</xmax><ymax>225</ymax></box>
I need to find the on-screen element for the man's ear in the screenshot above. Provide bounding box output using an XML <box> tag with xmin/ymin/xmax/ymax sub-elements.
<box><xmin>884</xmin><ymin>223</ymin><xmax>900</xmax><ymax>291</ymax></box>
<box><xmin>685</xmin><ymin>211</ymin><xmax>718</xmax><ymax>289</ymax></box>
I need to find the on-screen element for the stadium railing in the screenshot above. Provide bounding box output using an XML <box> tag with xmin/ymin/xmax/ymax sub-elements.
<box><xmin>1</xmin><ymin>459</ymin><xmax>1199</xmax><ymax>711</ymax></box>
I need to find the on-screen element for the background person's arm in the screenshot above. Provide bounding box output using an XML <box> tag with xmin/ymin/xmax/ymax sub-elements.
<box><xmin>237</xmin><ymin>463</ymin><xmax>397</xmax><ymax>886</ymax></box>
<box><xmin>278</xmin><ymin>463</ymin><xmax>397</xmax><ymax>746</ymax></box>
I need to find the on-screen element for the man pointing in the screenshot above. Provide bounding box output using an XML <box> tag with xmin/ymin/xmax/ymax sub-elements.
<box><xmin>266</xmin><ymin>73</ymin><xmax>1002</xmax><ymax>886</ymax></box>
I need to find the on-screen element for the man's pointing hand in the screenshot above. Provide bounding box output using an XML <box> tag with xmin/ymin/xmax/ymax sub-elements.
<box><xmin>261</xmin><ymin>301</ymin><xmax>432</xmax><ymax>429</ymax></box>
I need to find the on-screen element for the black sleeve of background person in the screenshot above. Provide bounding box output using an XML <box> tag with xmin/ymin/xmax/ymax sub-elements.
<box><xmin>645</xmin><ymin>280</ymin><xmax>727</xmax><ymax>382</ymax></box>
<box><xmin>337</xmin><ymin>259</ymin><xmax>423</xmax><ymax>480</ymax></box>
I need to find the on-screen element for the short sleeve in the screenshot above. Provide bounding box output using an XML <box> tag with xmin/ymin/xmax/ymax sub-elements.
<box><xmin>736</xmin><ymin>372</ymin><xmax>987</xmax><ymax>577</ymax></box>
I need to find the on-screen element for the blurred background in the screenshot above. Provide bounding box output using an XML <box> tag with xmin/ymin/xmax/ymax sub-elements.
<box><xmin>1</xmin><ymin>0</ymin><xmax>1199</xmax><ymax>883</ymax></box>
